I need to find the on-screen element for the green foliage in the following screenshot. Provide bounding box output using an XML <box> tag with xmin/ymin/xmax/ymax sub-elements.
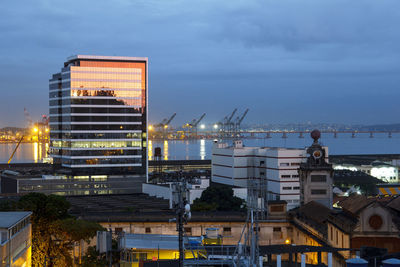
<box><xmin>18</xmin><ymin>192</ymin><xmax>70</xmax><ymax>222</ymax></box>
<box><xmin>191</xmin><ymin>201</ymin><xmax>218</xmax><ymax>211</ymax></box>
<box><xmin>0</xmin><ymin>199</ymin><xmax>17</xmax><ymax>211</ymax></box>
<box><xmin>192</xmin><ymin>184</ymin><xmax>245</xmax><ymax>211</ymax></box>
<box><xmin>81</xmin><ymin>246</ymin><xmax>108</xmax><ymax>267</ymax></box>
<box><xmin>6</xmin><ymin>193</ymin><xmax>104</xmax><ymax>267</ymax></box>
<box><xmin>55</xmin><ymin>218</ymin><xmax>104</xmax><ymax>243</ymax></box>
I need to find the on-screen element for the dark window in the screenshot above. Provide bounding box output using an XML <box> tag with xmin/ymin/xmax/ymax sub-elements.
<box><xmin>273</xmin><ymin>227</ymin><xmax>281</xmax><ymax>232</ymax></box>
<box><xmin>115</xmin><ymin>227</ymin><xmax>123</xmax><ymax>233</ymax></box>
<box><xmin>145</xmin><ymin>227</ymin><xmax>151</xmax><ymax>233</ymax></box>
<box><xmin>281</xmin><ymin>175</ymin><xmax>291</xmax><ymax>178</ymax></box>
<box><xmin>184</xmin><ymin>227</ymin><xmax>192</xmax><ymax>235</ymax></box>
<box><xmin>311</xmin><ymin>189</ymin><xmax>326</xmax><ymax>195</ymax></box>
<box><xmin>282</xmin><ymin>187</ymin><xmax>292</xmax><ymax>190</ymax></box>
<box><xmin>311</xmin><ymin>175</ymin><xmax>326</xmax><ymax>182</ymax></box>
<box><xmin>223</xmin><ymin>227</ymin><xmax>231</xmax><ymax>234</ymax></box>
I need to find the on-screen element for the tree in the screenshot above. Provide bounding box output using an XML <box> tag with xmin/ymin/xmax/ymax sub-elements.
<box><xmin>81</xmin><ymin>246</ymin><xmax>108</xmax><ymax>267</ymax></box>
<box><xmin>191</xmin><ymin>184</ymin><xmax>245</xmax><ymax>211</ymax></box>
<box><xmin>3</xmin><ymin>193</ymin><xmax>104</xmax><ymax>267</ymax></box>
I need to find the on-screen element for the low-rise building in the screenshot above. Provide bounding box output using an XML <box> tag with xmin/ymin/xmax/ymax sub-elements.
<box><xmin>68</xmin><ymin>194</ymin><xmax>348</xmax><ymax>266</ymax></box>
<box><xmin>0</xmin><ymin>211</ymin><xmax>32</xmax><ymax>267</ymax></box>
<box><xmin>1</xmin><ymin>171</ymin><xmax>145</xmax><ymax>196</ymax></box>
<box><xmin>211</xmin><ymin>139</ymin><xmax>329</xmax><ymax>210</ymax></box>
<box><xmin>337</xmin><ymin>195</ymin><xmax>400</xmax><ymax>254</ymax></box>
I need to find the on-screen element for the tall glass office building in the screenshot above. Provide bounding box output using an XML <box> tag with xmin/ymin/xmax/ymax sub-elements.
<box><xmin>49</xmin><ymin>55</ymin><xmax>148</xmax><ymax>176</ymax></box>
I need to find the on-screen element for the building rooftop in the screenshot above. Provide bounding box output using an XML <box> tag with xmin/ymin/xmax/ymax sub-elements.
<box><xmin>338</xmin><ymin>194</ymin><xmax>400</xmax><ymax>215</ymax></box>
<box><xmin>66</xmin><ymin>55</ymin><xmax>148</xmax><ymax>62</ymax></box>
<box><xmin>290</xmin><ymin>201</ymin><xmax>357</xmax><ymax>235</ymax></box>
<box><xmin>330</xmin><ymin>154</ymin><xmax>400</xmax><ymax>166</ymax></box>
<box><xmin>76</xmin><ymin>210</ymin><xmax>247</xmax><ymax>223</ymax></box>
<box><xmin>0</xmin><ymin>212</ymin><xmax>31</xmax><ymax>229</ymax></box>
<box><xmin>67</xmin><ymin>193</ymin><xmax>171</xmax><ymax>215</ymax></box>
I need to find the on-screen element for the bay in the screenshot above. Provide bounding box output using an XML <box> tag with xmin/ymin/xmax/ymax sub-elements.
<box><xmin>1</xmin><ymin>133</ymin><xmax>398</xmax><ymax>163</ymax></box>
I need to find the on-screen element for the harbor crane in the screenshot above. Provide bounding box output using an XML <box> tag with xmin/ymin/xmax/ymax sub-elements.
<box><xmin>183</xmin><ymin>113</ymin><xmax>206</xmax><ymax>137</ymax></box>
<box><xmin>234</xmin><ymin>108</ymin><xmax>249</xmax><ymax>135</ymax></box>
<box><xmin>152</xmin><ymin>113</ymin><xmax>177</xmax><ymax>139</ymax></box>
<box><xmin>216</xmin><ymin>108</ymin><xmax>237</xmax><ymax>130</ymax></box>
<box><xmin>216</xmin><ymin>108</ymin><xmax>239</xmax><ymax>137</ymax></box>
<box><xmin>154</xmin><ymin>113</ymin><xmax>177</xmax><ymax>130</ymax></box>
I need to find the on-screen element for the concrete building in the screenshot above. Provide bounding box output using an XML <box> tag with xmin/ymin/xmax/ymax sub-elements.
<box><xmin>211</xmin><ymin>140</ymin><xmax>328</xmax><ymax>210</ymax></box>
<box><xmin>337</xmin><ymin>194</ymin><xmax>400</xmax><ymax>254</ymax></box>
<box><xmin>1</xmin><ymin>170</ymin><xmax>144</xmax><ymax>195</ymax></box>
<box><xmin>299</xmin><ymin>130</ymin><xmax>334</xmax><ymax>208</ymax></box>
<box><xmin>69</xmin><ymin>196</ymin><xmax>351</xmax><ymax>267</ymax></box>
<box><xmin>49</xmin><ymin>55</ymin><xmax>148</xmax><ymax>177</ymax></box>
<box><xmin>0</xmin><ymin>212</ymin><xmax>32</xmax><ymax>267</ymax></box>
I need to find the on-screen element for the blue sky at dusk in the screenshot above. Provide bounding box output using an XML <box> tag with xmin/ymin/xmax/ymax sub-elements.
<box><xmin>0</xmin><ymin>0</ymin><xmax>400</xmax><ymax>127</ymax></box>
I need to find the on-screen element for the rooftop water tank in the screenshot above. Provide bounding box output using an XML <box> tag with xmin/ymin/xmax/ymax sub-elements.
<box><xmin>346</xmin><ymin>257</ymin><xmax>368</xmax><ymax>267</ymax></box>
<box><xmin>383</xmin><ymin>258</ymin><xmax>400</xmax><ymax>267</ymax></box>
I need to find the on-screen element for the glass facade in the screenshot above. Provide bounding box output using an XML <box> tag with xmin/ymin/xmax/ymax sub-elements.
<box><xmin>49</xmin><ymin>55</ymin><xmax>147</xmax><ymax>175</ymax></box>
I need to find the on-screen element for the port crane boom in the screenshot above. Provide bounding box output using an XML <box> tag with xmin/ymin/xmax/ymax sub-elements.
<box><xmin>192</xmin><ymin>113</ymin><xmax>206</xmax><ymax>128</ymax></box>
<box><xmin>164</xmin><ymin>113</ymin><xmax>176</xmax><ymax>127</ymax></box>
<box><xmin>226</xmin><ymin>108</ymin><xmax>237</xmax><ymax>124</ymax></box>
<box><xmin>7</xmin><ymin>136</ymin><xmax>24</xmax><ymax>164</ymax></box>
<box><xmin>155</xmin><ymin>113</ymin><xmax>177</xmax><ymax>128</ymax></box>
<box><xmin>236</xmin><ymin>109</ymin><xmax>249</xmax><ymax>125</ymax></box>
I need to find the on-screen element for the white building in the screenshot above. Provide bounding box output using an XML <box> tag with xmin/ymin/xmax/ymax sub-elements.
<box><xmin>334</xmin><ymin>162</ymin><xmax>399</xmax><ymax>183</ymax></box>
<box><xmin>211</xmin><ymin>140</ymin><xmax>329</xmax><ymax>210</ymax></box>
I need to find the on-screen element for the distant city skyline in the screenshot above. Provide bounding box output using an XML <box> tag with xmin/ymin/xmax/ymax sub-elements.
<box><xmin>1</xmin><ymin>0</ymin><xmax>400</xmax><ymax>127</ymax></box>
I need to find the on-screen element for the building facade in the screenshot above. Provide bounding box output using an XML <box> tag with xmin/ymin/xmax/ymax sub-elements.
<box><xmin>211</xmin><ymin>140</ymin><xmax>324</xmax><ymax>210</ymax></box>
<box><xmin>299</xmin><ymin>130</ymin><xmax>334</xmax><ymax>208</ymax></box>
<box><xmin>0</xmin><ymin>212</ymin><xmax>32</xmax><ymax>267</ymax></box>
<box><xmin>49</xmin><ymin>55</ymin><xmax>148</xmax><ymax>176</ymax></box>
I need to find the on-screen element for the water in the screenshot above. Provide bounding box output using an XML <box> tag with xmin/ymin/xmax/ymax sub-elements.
<box><xmin>0</xmin><ymin>142</ymin><xmax>49</xmax><ymax>163</ymax></box>
<box><xmin>1</xmin><ymin>133</ymin><xmax>399</xmax><ymax>163</ymax></box>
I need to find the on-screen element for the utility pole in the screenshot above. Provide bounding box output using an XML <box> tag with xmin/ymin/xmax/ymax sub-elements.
<box><xmin>172</xmin><ymin>171</ymin><xmax>191</xmax><ymax>267</ymax></box>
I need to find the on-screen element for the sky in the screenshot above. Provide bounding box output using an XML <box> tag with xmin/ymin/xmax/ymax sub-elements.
<box><xmin>0</xmin><ymin>0</ymin><xmax>400</xmax><ymax>128</ymax></box>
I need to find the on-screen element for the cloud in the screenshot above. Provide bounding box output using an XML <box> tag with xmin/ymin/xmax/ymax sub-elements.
<box><xmin>0</xmin><ymin>0</ymin><xmax>400</xmax><ymax>126</ymax></box>
<box><xmin>207</xmin><ymin>0</ymin><xmax>400</xmax><ymax>51</ymax></box>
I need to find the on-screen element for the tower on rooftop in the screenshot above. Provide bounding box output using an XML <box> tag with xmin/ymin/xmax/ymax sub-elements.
<box><xmin>299</xmin><ymin>130</ymin><xmax>333</xmax><ymax>208</ymax></box>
